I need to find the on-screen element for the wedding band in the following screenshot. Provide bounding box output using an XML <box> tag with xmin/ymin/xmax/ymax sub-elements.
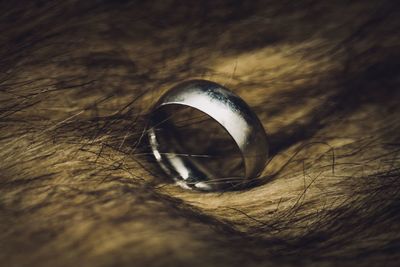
<box><xmin>147</xmin><ymin>80</ymin><xmax>269</xmax><ymax>191</ymax></box>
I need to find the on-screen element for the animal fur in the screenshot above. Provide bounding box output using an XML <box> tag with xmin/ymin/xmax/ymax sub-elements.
<box><xmin>0</xmin><ymin>0</ymin><xmax>399</xmax><ymax>266</ymax></box>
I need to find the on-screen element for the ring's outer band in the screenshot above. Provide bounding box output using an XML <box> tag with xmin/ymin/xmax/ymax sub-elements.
<box><xmin>148</xmin><ymin>80</ymin><xmax>269</xmax><ymax>190</ymax></box>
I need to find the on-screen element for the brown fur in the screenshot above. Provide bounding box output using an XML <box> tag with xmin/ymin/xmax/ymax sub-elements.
<box><xmin>1</xmin><ymin>1</ymin><xmax>399</xmax><ymax>266</ymax></box>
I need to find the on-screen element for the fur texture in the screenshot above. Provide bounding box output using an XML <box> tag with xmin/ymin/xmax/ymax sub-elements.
<box><xmin>0</xmin><ymin>1</ymin><xmax>399</xmax><ymax>266</ymax></box>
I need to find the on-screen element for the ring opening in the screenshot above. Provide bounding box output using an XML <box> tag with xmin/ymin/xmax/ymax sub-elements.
<box><xmin>149</xmin><ymin>104</ymin><xmax>245</xmax><ymax>191</ymax></box>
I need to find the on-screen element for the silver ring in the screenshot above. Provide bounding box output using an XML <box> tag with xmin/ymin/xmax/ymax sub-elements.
<box><xmin>148</xmin><ymin>80</ymin><xmax>269</xmax><ymax>191</ymax></box>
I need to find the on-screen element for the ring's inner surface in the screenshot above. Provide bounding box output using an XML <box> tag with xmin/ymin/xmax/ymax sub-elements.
<box><xmin>149</xmin><ymin>104</ymin><xmax>245</xmax><ymax>191</ymax></box>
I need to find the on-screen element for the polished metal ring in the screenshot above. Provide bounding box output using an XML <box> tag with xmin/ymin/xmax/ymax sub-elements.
<box><xmin>147</xmin><ymin>80</ymin><xmax>269</xmax><ymax>191</ymax></box>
